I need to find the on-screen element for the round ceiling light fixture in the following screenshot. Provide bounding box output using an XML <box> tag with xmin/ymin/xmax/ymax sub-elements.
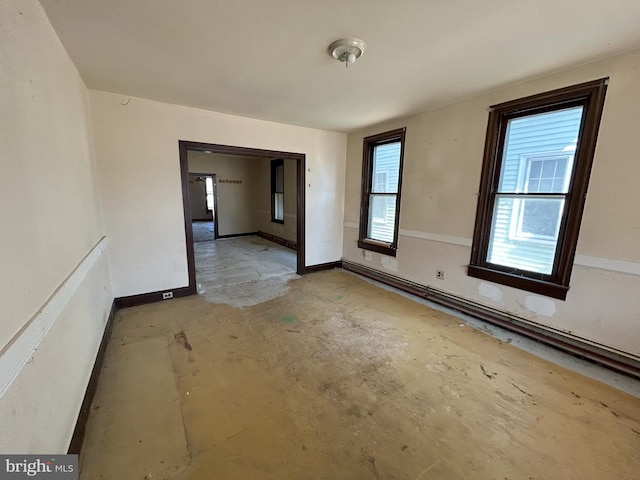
<box><xmin>328</xmin><ymin>38</ymin><xmax>366</xmax><ymax>67</ymax></box>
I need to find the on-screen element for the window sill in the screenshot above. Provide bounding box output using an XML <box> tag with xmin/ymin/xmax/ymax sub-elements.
<box><xmin>358</xmin><ymin>239</ymin><xmax>397</xmax><ymax>257</ymax></box>
<box><xmin>271</xmin><ymin>219</ymin><xmax>285</xmax><ymax>224</ymax></box>
<box><xmin>467</xmin><ymin>265</ymin><xmax>568</xmax><ymax>300</ymax></box>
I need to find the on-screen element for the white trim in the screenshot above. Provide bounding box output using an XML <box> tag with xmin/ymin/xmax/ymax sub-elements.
<box><xmin>574</xmin><ymin>255</ymin><xmax>640</xmax><ymax>277</ymax></box>
<box><xmin>0</xmin><ymin>237</ymin><xmax>108</xmax><ymax>398</ymax></box>
<box><xmin>399</xmin><ymin>229</ymin><xmax>640</xmax><ymax>276</ymax></box>
<box><xmin>399</xmin><ymin>229</ymin><xmax>472</xmax><ymax>247</ymax></box>
<box><xmin>344</xmin><ymin>222</ymin><xmax>640</xmax><ymax>276</ymax></box>
<box><xmin>343</xmin><ymin>223</ymin><xmax>474</xmax><ymax>247</ymax></box>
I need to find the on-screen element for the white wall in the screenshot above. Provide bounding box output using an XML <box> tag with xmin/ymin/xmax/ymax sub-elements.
<box><xmin>0</xmin><ymin>0</ymin><xmax>113</xmax><ymax>452</ymax></box>
<box><xmin>90</xmin><ymin>91</ymin><xmax>347</xmax><ymax>297</ymax></box>
<box><xmin>343</xmin><ymin>49</ymin><xmax>640</xmax><ymax>359</ymax></box>
<box><xmin>188</xmin><ymin>153</ymin><xmax>260</xmax><ymax>235</ymax></box>
<box><xmin>189</xmin><ymin>153</ymin><xmax>299</xmax><ymax>240</ymax></box>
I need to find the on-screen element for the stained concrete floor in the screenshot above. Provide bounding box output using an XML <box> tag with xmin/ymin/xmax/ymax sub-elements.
<box><xmin>79</xmin><ymin>238</ymin><xmax>640</xmax><ymax>479</ymax></box>
<box><xmin>194</xmin><ymin>235</ymin><xmax>297</xmax><ymax>308</ymax></box>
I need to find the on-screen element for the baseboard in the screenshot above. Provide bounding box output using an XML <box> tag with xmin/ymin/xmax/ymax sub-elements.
<box><xmin>342</xmin><ymin>260</ymin><xmax>640</xmax><ymax>379</ymax></box>
<box><xmin>342</xmin><ymin>261</ymin><xmax>424</xmax><ymax>297</ymax></box>
<box><xmin>216</xmin><ymin>231</ymin><xmax>259</xmax><ymax>240</ymax></box>
<box><xmin>305</xmin><ymin>261</ymin><xmax>343</xmax><ymax>273</ymax></box>
<box><xmin>69</xmin><ymin>284</ymin><xmax>196</xmax><ymax>454</ymax></box>
<box><xmin>68</xmin><ymin>300</ymin><xmax>116</xmax><ymax>454</ymax></box>
<box><xmin>257</xmin><ymin>231</ymin><xmax>297</xmax><ymax>251</ymax></box>
<box><xmin>114</xmin><ymin>286</ymin><xmax>195</xmax><ymax>309</ymax></box>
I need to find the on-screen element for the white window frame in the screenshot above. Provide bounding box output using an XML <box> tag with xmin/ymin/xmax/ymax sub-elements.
<box><xmin>508</xmin><ymin>151</ymin><xmax>574</xmax><ymax>243</ymax></box>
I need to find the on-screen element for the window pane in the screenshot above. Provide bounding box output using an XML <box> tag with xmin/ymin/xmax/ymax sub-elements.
<box><xmin>539</xmin><ymin>178</ymin><xmax>553</xmax><ymax>191</ymax></box>
<box><xmin>275</xmin><ymin>165</ymin><xmax>284</xmax><ymax>192</ymax></box>
<box><xmin>541</xmin><ymin>160</ymin><xmax>556</xmax><ymax>178</ymax></box>
<box><xmin>374</xmin><ymin>172</ymin><xmax>387</xmax><ymax>192</ymax></box>
<box><xmin>554</xmin><ymin>159</ymin><xmax>567</xmax><ymax>180</ymax></box>
<box><xmin>498</xmin><ymin>106</ymin><xmax>583</xmax><ymax>193</ymax></box>
<box><xmin>367</xmin><ymin>194</ymin><xmax>396</xmax><ymax>243</ymax></box>
<box><xmin>529</xmin><ymin>161</ymin><xmax>542</xmax><ymax>179</ymax></box>
<box><xmin>372</xmin><ymin>142</ymin><xmax>401</xmax><ymax>193</ymax></box>
<box><xmin>520</xmin><ymin>197</ymin><xmax>564</xmax><ymax>238</ymax></box>
<box><xmin>487</xmin><ymin>196</ymin><xmax>565</xmax><ymax>275</ymax></box>
<box><xmin>205</xmin><ymin>177</ymin><xmax>214</xmax><ymax>210</ymax></box>
<box><xmin>274</xmin><ymin>193</ymin><xmax>284</xmax><ymax>221</ymax></box>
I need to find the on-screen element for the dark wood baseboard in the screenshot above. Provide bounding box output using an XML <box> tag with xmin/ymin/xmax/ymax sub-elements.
<box><xmin>342</xmin><ymin>260</ymin><xmax>640</xmax><ymax>379</ymax></box>
<box><xmin>257</xmin><ymin>231</ymin><xmax>297</xmax><ymax>250</ymax></box>
<box><xmin>305</xmin><ymin>261</ymin><xmax>342</xmax><ymax>273</ymax></box>
<box><xmin>217</xmin><ymin>231</ymin><xmax>259</xmax><ymax>240</ymax></box>
<box><xmin>70</xmin><ymin>284</ymin><xmax>196</xmax><ymax>454</ymax></box>
<box><xmin>115</xmin><ymin>286</ymin><xmax>195</xmax><ymax>309</ymax></box>
<box><xmin>68</xmin><ymin>300</ymin><xmax>116</xmax><ymax>454</ymax></box>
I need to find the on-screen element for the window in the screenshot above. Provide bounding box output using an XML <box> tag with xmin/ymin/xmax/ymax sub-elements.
<box><xmin>358</xmin><ymin>128</ymin><xmax>406</xmax><ymax>256</ymax></box>
<box><xmin>469</xmin><ymin>79</ymin><xmax>608</xmax><ymax>300</ymax></box>
<box><xmin>271</xmin><ymin>159</ymin><xmax>284</xmax><ymax>223</ymax></box>
<box><xmin>205</xmin><ymin>177</ymin><xmax>214</xmax><ymax>211</ymax></box>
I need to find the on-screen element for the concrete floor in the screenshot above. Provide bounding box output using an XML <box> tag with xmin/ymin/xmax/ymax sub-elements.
<box><xmin>79</xmin><ymin>240</ymin><xmax>640</xmax><ymax>479</ymax></box>
<box><xmin>194</xmin><ymin>234</ymin><xmax>297</xmax><ymax>308</ymax></box>
<box><xmin>191</xmin><ymin>221</ymin><xmax>214</xmax><ymax>243</ymax></box>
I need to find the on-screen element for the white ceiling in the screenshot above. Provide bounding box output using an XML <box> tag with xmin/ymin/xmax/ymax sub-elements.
<box><xmin>40</xmin><ymin>0</ymin><xmax>640</xmax><ymax>133</ymax></box>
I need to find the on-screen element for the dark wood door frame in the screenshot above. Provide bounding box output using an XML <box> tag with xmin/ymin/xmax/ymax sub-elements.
<box><xmin>179</xmin><ymin>140</ymin><xmax>306</xmax><ymax>294</ymax></box>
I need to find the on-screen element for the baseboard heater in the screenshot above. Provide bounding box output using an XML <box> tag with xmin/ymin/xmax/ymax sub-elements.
<box><xmin>341</xmin><ymin>260</ymin><xmax>640</xmax><ymax>379</ymax></box>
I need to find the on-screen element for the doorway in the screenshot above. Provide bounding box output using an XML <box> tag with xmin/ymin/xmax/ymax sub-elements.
<box><xmin>188</xmin><ymin>173</ymin><xmax>218</xmax><ymax>242</ymax></box>
<box><xmin>179</xmin><ymin>141</ymin><xmax>306</xmax><ymax>295</ymax></box>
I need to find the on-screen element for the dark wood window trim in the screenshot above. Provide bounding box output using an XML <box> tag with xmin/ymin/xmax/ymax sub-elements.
<box><xmin>358</xmin><ymin>127</ymin><xmax>406</xmax><ymax>257</ymax></box>
<box><xmin>469</xmin><ymin>78</ymin><xmax>608</xmax><ymax>300</ymax></box>
<box><xmin>271</xmin><ymin>158</ymin><xmax>284</xmax><ymax>224</ymax></box>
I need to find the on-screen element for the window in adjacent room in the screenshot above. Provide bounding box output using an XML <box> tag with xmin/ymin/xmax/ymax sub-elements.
<box><xmin>468</xmin><ymin>79</ymin><xmax>608</xmax><ymax>300</ymax></box>
<box><xmin>271</xmin><ymin>159</ymin><xmax>284</xmax><ymax>223</ymax></box>
<box><xmin>205</xmin><ymin>177</ymin><xmax>214</xmax><ymax>211</ymax></box>
<box><xmin>358</xmin><ymin>128</ymin><xmax>406</xmax><ymax>256</ymax></box>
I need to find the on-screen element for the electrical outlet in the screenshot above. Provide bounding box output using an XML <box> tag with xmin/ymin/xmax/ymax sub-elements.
<box><xmin>436</xmin><ymin>270</ymin><xmax>445</xmax><ymax>280</ymax></box>
<box><xmin>162</xmin><ymin>291</ymin><xmax>174</xmax><ymax>300</ymax></box>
